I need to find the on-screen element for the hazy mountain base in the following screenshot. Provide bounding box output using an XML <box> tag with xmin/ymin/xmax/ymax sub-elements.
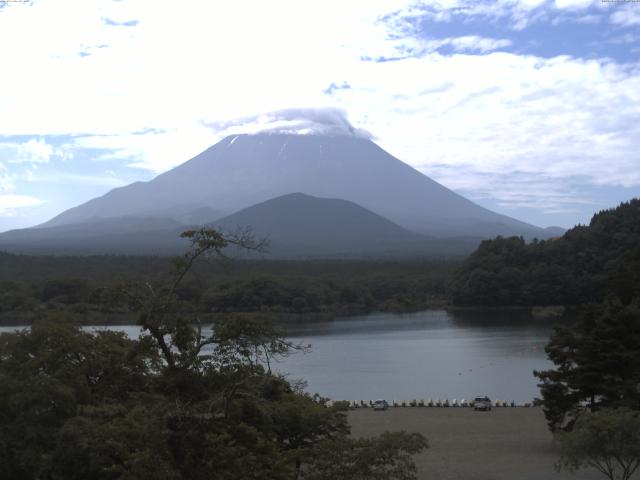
<box><xmin>0</xmin><ymin>193</ymin><xmax>484</xmax><ymax>258</ymax></box>
<box><xmin>0</xmin><ymin>232</ymin><xmax>480</xmax><ymax>258</ymax></box>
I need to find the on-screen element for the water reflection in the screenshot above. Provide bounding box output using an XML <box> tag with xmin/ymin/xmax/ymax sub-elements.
<box><xmin>272</xmin><ymin>310</ymin><xmax>557</xmax><ymax>403</ymax></box>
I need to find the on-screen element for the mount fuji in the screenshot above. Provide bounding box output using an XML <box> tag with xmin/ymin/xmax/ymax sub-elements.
<box><xmin>0</xmin><ymin>133</ymin><xmax>559</xmax><ymax>256</ymax></box>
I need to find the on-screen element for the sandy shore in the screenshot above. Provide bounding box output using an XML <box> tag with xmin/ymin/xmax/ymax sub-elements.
<box><xmin>348</xmin><ymin>407</ymin><xmax>606</xmax><ymax>480</ymax></box>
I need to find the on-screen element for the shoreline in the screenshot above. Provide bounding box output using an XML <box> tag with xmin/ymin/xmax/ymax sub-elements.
<box><xmin>0</xmin><ymin>304</ymin><xmax>570</xmax><ymax>327</ymax></box>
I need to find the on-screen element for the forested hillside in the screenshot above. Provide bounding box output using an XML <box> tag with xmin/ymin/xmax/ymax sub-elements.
<box><xmin>450</xmin><ymin>199</ymin><xmax>640</xmax><ymax>306</ymax></box>
<box><xmin>0</xmin><ymin>255</ymin><xmax>455</xmax><ymax>325</ymax></box>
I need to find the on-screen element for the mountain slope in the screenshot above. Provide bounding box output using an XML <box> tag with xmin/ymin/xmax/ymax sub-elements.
<box><xmin>212</xmin><ymin>192</ymin><xmax>427</xmax><ymax>256</ymax></box>
<box><xmin>215</xmin><ymin>193</ymin><xmax>418</xmax><ymax>240</ymax></box>
<box><xmin>42</xmin><ymin>133</ymin><xmax>552</xmax><ymax>238</ymax></box>
<box><xmin>211</xmin><ymin>193</ymin><xmax>482</xmax><ymax>257</ymax></box>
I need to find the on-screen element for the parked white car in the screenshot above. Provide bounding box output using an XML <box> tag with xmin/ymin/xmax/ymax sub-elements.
<box><xmin>373</xmin><ymin>399</ymin><xmax>389</xmax><ymax>411</ymax></box>
<box><xmin>473</xmin><ymin>396</ymin><xmax>492</xmax><ymax>411</ymax></box>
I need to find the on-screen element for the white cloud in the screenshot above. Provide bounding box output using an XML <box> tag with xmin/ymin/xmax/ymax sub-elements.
<box><xmin>610</xmin><ymin>6</ymin><xmax>640</xmax><ymax>26</ymax></box>
<box><xmin>0</xmin><ymin>167</ymin><xmax>14</xmax><ymax>194</ymax></box>
<box><xmin>336</xmin><ymin>51</ymin><xmax>640</xmax><ymax>205</ymax></box>
<box><xmin>17</xmin><ymin>139</ymin><xmax>54</xmax><ymax>163</ymax></box>
<box><xmin>0</xmin><ymin>195</ymin><xmax>45</xmax><ymax>215</ymax></box>
<box><xmin>389</xmin><ymin>34</ymin><xmax>513</xmax><ymax>56</ymax></box>
<box><xmin>447</xmin><ymin>36</ymin><xmax>513</xmax><ymax>52</ymax></box>
<box><xmin>554</xmin><ymin>0</ymin><xmax>595</xmax><ymax>10</ymax></box>
<box><xmin>0</xmin><ymin>161</ymin><xmax>44</xmax><ymax>216</ymax></box>
<box><xmin>206</xmin><ymin>108</ymin><xmax>373</xmax><ymax>139</ymax></box>
<box><xmin>0</xmin><ymin>139</ymin><xmax>61</xmax><ymax>164</ymax></box>
<box><xmin>0</xmin><ymin>0</ymin><xmax>411</xmax><ymax>135</ymax></box>
<box><xmin>385</xmin><ymin>1</ymin><xmax>543</xmax><ymax>31</ymax></box>
<box><xmin>72</xmin><ymin>126</ymin><xmax>218</xmax><ymax>173</ymax></box>
<box><xmin>385</xmin><ymin>0</ymin><xmax>603</xmax><ymax>31</ymax></box>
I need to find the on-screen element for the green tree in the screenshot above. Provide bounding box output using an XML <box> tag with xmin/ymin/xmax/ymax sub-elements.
<box><xmin>0</xmin><ymin>315</ymin><xmax>157</xmax><ymax>480</ymax></box>
<box><xmin>555</xmin><ymin>408</ymin><xmax>640</xmax><ymax>480</ymax></box>
<box><xmin>535</xmin><ymin>299</ymin><xmax>640</xmax><ymax>431</ymax></box>
<box><xmin>302</xmin><ymin>432</ymin><xmax>428</xmax><ymax>480</ymax></box>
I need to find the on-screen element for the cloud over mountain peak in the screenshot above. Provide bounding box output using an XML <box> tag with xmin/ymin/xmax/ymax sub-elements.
<box><xmin>204</xmin><ymin>108</ymin><xmax>373</xmax><ymax>140</ymax></box>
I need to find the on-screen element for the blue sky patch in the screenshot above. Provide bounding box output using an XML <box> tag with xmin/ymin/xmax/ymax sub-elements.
<box><xmin>381</xmin><ymin>2</ymin><xmax>639</xmax><ymax>62</ymax></box>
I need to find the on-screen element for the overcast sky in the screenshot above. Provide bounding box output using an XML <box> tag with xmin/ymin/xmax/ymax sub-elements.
<box><xmin>1</xmin><ymin>0</ymin><xmax>639</xmax><ymax>232</ymax></box>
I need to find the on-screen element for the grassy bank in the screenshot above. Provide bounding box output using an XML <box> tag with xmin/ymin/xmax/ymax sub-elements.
<box><xmin>349</xmin><ymin>408</ymin><xmax>603</xmax><ymax>480</ymax></box>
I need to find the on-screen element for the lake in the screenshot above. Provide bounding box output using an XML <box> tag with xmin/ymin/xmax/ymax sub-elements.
<box><xmin>0</xmin><ymin>309</ymin><xmax>558</xmax><ymax>403</ymax></box>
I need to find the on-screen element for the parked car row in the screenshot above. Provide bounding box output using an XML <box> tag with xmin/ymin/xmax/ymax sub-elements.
<box><xmin>367</xmin><ymin>396</ymin><xmax>495</xmax><ymax>411</ymax></box>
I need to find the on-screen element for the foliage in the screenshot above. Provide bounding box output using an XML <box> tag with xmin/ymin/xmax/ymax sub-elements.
<box><xmin>450</xmin><ymin>199</ymin><xmax>640</xmax><ymax>306</ymax></box>
<box><xmin>0</xmin><ymin>228</ymin><xmax>428</xmax><ymax>480</ymax></box>
<box><xmin>302</xmin><ymin>432</ymin><xmax>428</xmax><ymax>480</ymax></box>
<box><xmin>0</xmin><ymin>251</ymin><xmax>456</xmax><ymax>324</ymax></box>
<box><xmin>534</xmin><ymin>299</ymin><xmax>640</xmax><ymax>431</ymax></box>
<box><xmin>0</xmin><ymin>315</ymin><xmax>159</xmax><ymax>480</ymax></box>
<box><xmin>555</xmin><ymin>408</ymin><xmax>640</xmax><ymax>480</ymax></box>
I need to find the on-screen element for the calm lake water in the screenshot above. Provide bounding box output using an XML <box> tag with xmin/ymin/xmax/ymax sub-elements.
<box><xmin>0</xmin><ymin>309</ymin><xmax>558</xmax><ymax>403</ymax></box>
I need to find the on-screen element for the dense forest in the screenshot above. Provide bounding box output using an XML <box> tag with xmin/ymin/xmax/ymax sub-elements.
<box><xmin>0</xmin><ymin>253</ymin><xmax>456</xmax><ymax>325</ymax></box>
<box><xmin>450</xmin><ymin>199</ymin><xmax>640</xmax><ymax>307</ymax></box>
